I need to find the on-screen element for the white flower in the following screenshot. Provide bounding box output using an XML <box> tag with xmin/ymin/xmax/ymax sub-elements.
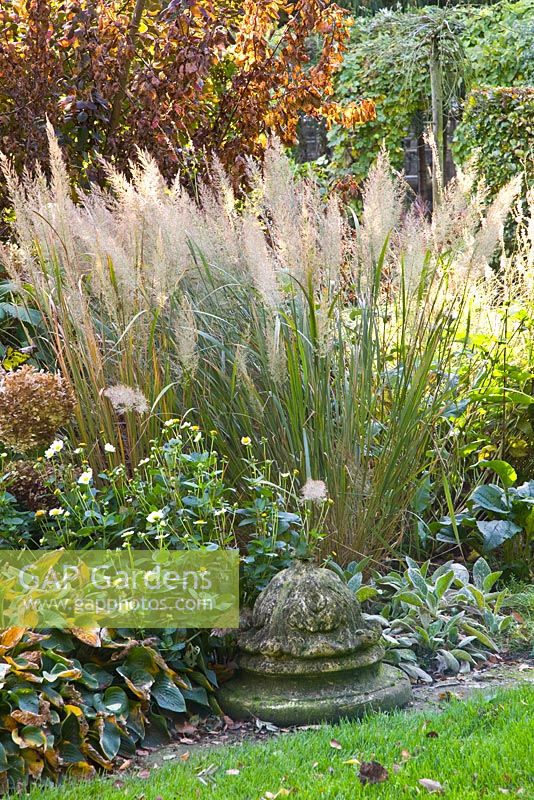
<box><xmin>49</xmin><ymin>507</ymin><xmax>65</xmax><ymax>517</ymax></box>
<box><xmin>45</xmin><ymin>439</ymin><xmax>64</xmax><ymax>459</ymax></box>
<box><xmin>164</xmin><ymin>418</ymin><xmax>180</xmax><ymax>427</ymax></box>
<box><xmin>300</xmin><ymin>478</ymin><xmax>328</xmax><ymax>502</ymax></box>
<box><xmin>147</xmin><ymin>509</ymin><xmax>165</xmax><ymax>524</ymax></box>
<box><xmin>77</xmin><ymin>468</ymin><xmax>93</xmax><ymax>486</ymax></box>
<box><xmin>104</xmin><ymin>442</ymin><xmax>116</xmax><ymax>453</ymax></box>
<box><xmin>138</xmin><ymin>458</ymin><xmax>150</xmax><ymax>466</ymax></box>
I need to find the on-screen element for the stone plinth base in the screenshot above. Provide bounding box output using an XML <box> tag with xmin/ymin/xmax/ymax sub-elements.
<box><xmin>217</xmin><ymin>663</ymin><xmax>412</xmax><ymax>726</ymax></box>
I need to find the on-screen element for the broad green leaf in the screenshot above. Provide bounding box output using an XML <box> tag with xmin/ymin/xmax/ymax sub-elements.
<box><xmin>462</xmin><ymin>622</ymin><xmax>498</xmax><ymax>651</ymax></box>
<box><xmin>103</xmin><ymin>686</ymin><xmax>129</xmax><ymax>717</ymax></box>
<box><xmin>354</xmin><ymin>586</ymin><xmax>379</xmax><ymax>602</ymax></box>
<box><xmin>407</xmin><ymin>568</ymin><xmax>428</xmax><ymax>596</ymax></box>
<box><xmin>151</xmin><ymin>672</ymin><xmax>186</xmax><ymax>713</ymax></box>
<box><xmin>477</xmin><ymin>460</ymin><xmax>517</xmax><ymax>488</ymax></box>
<box><xmin>100</xmin><ymin>720</ymin><xmax>121</xmax><ymax>760</ymax></box>
<box><xmin>482</xmin><ymin>571</ymin><xmax>502</xmax><ymax>592</ymax></box>
<box><xmin>471</xmin><ymin>484</ymin><xmax>509</xmax><ymax>514</ymax></box>
<box><xmin>477</xmin><ymin>520</ymin><xmax>522</xmax><ymax>551</ymax></box>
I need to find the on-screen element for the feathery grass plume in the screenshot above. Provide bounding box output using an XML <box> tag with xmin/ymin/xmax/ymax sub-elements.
<box><xmin>103</xmin><ymin>385</ymin><xmax>149</xmax><ymax>415</ymax></box>
<box><xmin>1</xmin><ymin>131</ymin><xmax>532</xmax><ymax>560</ymax></box>
<box><xmin>355</xmin><ymin>149</ymin><xmax>404</xmax><ymax>289</ymax></box>
<box><xmin>174</xmin><ymin>295</ymin><xmax>199</xmax><ymax>377</ymax></box>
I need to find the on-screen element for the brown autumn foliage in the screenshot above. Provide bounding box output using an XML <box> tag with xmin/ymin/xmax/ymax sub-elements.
<box><xmin>0</xmin><ymin>0</ymin><xmax>374</xmax><ymax>200</ymax></box>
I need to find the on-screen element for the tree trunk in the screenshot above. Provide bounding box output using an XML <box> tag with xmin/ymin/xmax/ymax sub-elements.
<box><xmin>106</xmin><ymin>0</ymin><xmax>147</xmax><ymax>150</ymax></box>
<box><xmin>429</xmin><ymin>36</ymin><xmax>444</xmax><ymax>208</ymax></box>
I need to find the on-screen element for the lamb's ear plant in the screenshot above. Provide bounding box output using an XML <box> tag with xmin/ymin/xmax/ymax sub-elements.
<box><xmin>335</xmin><ymin>556</ymin><xmax>514</xmax><ymax>681</ymax></box>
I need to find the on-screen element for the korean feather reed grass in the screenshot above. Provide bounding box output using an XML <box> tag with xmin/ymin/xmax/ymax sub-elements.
<box><xmin>0</xmin><ymin>131</ymin><xmax>527</xmax><ymax>559</ymax></box>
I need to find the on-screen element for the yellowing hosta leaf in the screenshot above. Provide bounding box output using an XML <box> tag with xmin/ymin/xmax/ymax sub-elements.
<box><xmin>67</xmin><ymin>761</ymin><xmax>96</xmax><ymax>780</ymax></box>
<box><xmin>69</xmin><ymin>628</ymin><xmax>102</xmax><ymax>647</ymax></box>
<box><xmin>12</xmin><ymin>725</ymin><xmax>48</xmax><ymax>750</ymax></box>
<box><xmin>64</xmin><ymin>705</ymin><xmax>84</xmax><ymax>717</ymax></box>
<box><xmin>21</xmin><ymin>749</ymin><xmax>44</xmax><ymax>778</ymax></box>
<box><xmin>0</xmin><ymin>626</ymin><xmax>27</xmax><ymax>649</ymax></box>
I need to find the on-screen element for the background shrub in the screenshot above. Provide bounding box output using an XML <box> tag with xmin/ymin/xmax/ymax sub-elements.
<box><xmin>453</xmin><ymin>87</ymin><xmax>534</xmax><ymax>197</ymax></box>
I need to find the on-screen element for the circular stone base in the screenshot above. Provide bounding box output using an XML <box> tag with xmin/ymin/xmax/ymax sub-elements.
<box><xmin>217</xmin><ymin>663</ymin><xmax>412</xmax><ymax>726</ymax></box>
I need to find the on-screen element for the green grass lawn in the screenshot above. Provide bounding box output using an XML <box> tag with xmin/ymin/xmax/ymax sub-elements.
<box><xmin>29</xmin><ymin>686</ymin><xmax>533</xmax><ymax>800</ymax></box>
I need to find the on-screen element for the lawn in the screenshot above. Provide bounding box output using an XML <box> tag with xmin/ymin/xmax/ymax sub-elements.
<box><xmin>29</xmin><ymin>687</ymin><xmax>533</xmax><ymax>800</ymax></box>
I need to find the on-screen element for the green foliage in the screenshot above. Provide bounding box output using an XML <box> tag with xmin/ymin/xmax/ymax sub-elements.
<box><xmin>434</xmin><ymin>475</ymin><xmax>534</xmax><ymax>575</ymax></box>
<box><xmin>321</xmin><ymin>1</ymin><xmax>534</xmax><ymax>197</ymax></box>
<box><xmin>0</xmin><ymin>426</ymin><xmax>304</xmax><ymax>574</ymax></box>
<box><xmin>0</xmin><ymin>626</ymin><xmax>219</xmax><ymax>793</ymax></box>
<box><xmin>332</xmin><ymin>556</ymin><xmax>514</xmax><ymax>680</ymax></box>
<box><xmin>453</xmin><ymin>87</ymin><xmax>534</xmax><ymax>195</ymax></box>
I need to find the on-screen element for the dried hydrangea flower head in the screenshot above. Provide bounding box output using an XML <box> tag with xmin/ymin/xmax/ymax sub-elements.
<box><xmin>3</xmin><ymin>459</ymin><xmax>55</xmax><ymax>511</ymax></box>
<box><xmin>0</xmin><ymin>366</ymin><xmax>75</xmax><ymax>452</ymax></box>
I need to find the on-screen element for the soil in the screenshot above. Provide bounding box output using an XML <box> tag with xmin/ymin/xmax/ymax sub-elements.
<box><xmin>119</xmin><ymin>654</ymin><xmax>534</xmax><ymax>779</ymax></box>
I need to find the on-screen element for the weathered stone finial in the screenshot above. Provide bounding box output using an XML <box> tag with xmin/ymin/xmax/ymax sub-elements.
<box><xmin>218</xmin><ymin>560</ymin><xmax>412</xmax><ymax>725</ymax></box>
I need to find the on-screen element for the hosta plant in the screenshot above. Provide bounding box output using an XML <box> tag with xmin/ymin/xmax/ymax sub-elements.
<box><xmin>434</xmin><ymin>468</ymin><xmax>534</xmax><ymax>576</ymax></box>
<box><xmin>330</xmin><ymin>556</ymin><xmax>514</xmax><ymax>682</ymax></box>
<box><xmin>0</xmin><ymin>626</ymin><xmax>219</xmax><ymax>793</ymax></box>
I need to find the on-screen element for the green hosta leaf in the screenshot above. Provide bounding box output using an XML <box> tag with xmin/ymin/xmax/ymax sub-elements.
<box><xmin>151</xmin><ymin>673</ymin><xmax>186</xmax><ymax>713</ymax></box>
<box><xmin>477</xmin><ymin>460</ymin><xmax>517</xmax><ymax>488</ymax></box>
<box><xmin>476</xmin><ymin>520</ymin><xmax>522</xmax><ymax>551</ymax></box>
<box><xmin>103</xmin><ymin>687</ymin><xmax>129</xmax><ymax>717</ymax></box>
<box><xmin>100</xmin><ymin>720</ymin><xmax>121</xmax><ymax>760</ymax></box>
<box><xmin>14</xmin><ymin>726</ymin><xmax>48</xmax><ymax>750</ymax></box>
<box><xmin>471</xmin><ymin>484</ymin><xmax>509</xmax><ymax>514</ymax></box>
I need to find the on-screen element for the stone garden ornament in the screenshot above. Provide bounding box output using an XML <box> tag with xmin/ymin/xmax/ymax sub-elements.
<box><xmin>218</xmin><ymin>559</ymin><xmax>412</xmax><ymax>725</ymax></box>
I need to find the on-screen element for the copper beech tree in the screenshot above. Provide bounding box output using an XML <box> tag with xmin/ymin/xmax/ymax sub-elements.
<box><xmin>0</xmin><ymin>0</ymin><xmax>374</xmax><ymax>194</ymax></box>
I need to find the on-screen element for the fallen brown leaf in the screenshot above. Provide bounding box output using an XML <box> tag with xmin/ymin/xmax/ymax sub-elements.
<box><xmin>419</xmin><ymin>778</ymin><xmax>445</xmax><ymax>793</ymax></box>
<box><xmin>359</xmin><ymin>761</ymin><xmax>389</xmax><ymax>785</ymax></box>
<box><xmin>329</xmin><ymin>739</ymin><xmax>342</xmax><ymax>750</ymax></box>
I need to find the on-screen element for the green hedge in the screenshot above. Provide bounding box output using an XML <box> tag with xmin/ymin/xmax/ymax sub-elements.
<box><xmin>453</xmin><ymin>87</ymin><xmax>534</xmax><ymax>194</ymax></box>
<box><xmin>313</xmin><ymin>1</ymin><xmax>534</xmax><ymax>198</ymax></box>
